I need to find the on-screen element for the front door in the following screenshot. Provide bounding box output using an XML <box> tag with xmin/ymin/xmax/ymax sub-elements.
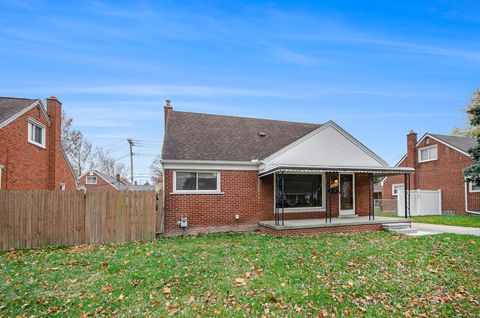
<box><xmin>339</xmin><ymin>173</ymin><xmax>355</xmax><ymax>216</ymax></box>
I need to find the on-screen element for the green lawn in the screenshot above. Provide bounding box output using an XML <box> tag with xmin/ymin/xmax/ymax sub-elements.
<box><xmin>1</xmin><ymin>233</ymin><xmax>479</xmax><ymax>317</ymax></box>
<box><xmin>375</xmin><ymin>209</ymin><xmax>480</xmax><ymax>228</ymax></box>
<box><xmin>411</xmin><ymin>215</ymin><xmax>480</xmax><ymax>228</ymax></box>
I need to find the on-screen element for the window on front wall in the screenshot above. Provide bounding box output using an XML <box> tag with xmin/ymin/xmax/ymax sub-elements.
<box><xmin>175</xmin><ymin>171</ymin><xmax>220</xmax><ymax>192</ymax></box>
<box><xmin>86</xmin><ymin>176</ymin><xmax>97</xmax><ymax>184</ymax></box>
<box><xmin>59</xmin><ymin>183</ymin><xmax>66</xmax><ymax>191</ymax></box>
<box><xmin>469</xmin><ymin>182</ymin><xmax>480</xmax><ymax>193</ymax></box>
<box><xmin>418</xmin><ymin>145</ymin><xmax>437</xmax><ymax>162</ymax></box>
<box><xmin>28</xmin><ymin>119</ymin><xmax>46</xmax><ymax>148</ymax></box>
<box><xmin>392</xmin><ymin>184</ymin><xmax>404</xmax><ymax>196</ymax></box>
<box><xmin>277</xmin><ymin>174</ymin><xmax>323</xmax><ymax>208</ymax></box>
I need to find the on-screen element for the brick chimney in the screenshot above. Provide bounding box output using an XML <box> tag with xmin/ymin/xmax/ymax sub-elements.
<box><xmin>406</xmin><ymin>130</ymin><xmax>417</xmax><ymax>189</ymax></box>
<box><xmin>164</xmin><ymin>99</ymin><xmax>172</xmax><ymax>127</ymax></box>
<box><xmin>116</xmin><ymin>174</ymin><xmax>121</xmax><ymax>182</ymax></box>
<box><xmin>46</xmin><ymin>96</ymin><xmax>62</xmax><ymax>190</ymax></box>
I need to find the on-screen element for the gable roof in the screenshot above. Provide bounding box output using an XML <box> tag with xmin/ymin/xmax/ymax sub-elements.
<box><xmin>0</xmin><ymin>97</ymin><xmax>38</xmax><ymax>122</ymax></box>
<box><xmin>162</xmin><ymin>110</ymin><xmax>321</xmax><ymax>161</ymax></box>
<box><xmin>427</xmin><ymin>133</ymin><xmax>477</xmax><ymax>155</ymax></box>
<box><xmin>0</xmin><ymin>97</ymin><xmax>50</xmax><ymax>128</ymax></box>
<box><xmin>80</xmin><ymin>170</ymin><xmax>154</xmax><ymax>191</ymax></box>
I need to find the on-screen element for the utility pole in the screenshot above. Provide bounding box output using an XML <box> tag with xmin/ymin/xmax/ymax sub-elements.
<box><xmin>127</xmin><ymin>138</ymin><xmax>134</xmax><ymax>188</ymax></box>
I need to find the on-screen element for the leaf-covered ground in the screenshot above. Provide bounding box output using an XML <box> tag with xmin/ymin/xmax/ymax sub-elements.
<box><xmin>1</xmin><ymin>232</ymin><xmax>479</xmax><ymax>317</ymax></box>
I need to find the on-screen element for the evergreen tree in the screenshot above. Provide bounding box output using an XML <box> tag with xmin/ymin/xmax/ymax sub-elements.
<box><xmin>463</xmin><ymin>96</ymin><xmax>480</xmax><ymax>183</ymax></box>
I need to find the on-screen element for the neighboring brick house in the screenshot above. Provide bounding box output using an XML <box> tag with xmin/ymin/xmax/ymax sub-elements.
<box><xmin>77</xmin><ymin>169</ymin><xmax>155</xmax><ymax>191</ymax></box>
<box><xmin>0</xmin><ymin>96</ymin><xmax>76</xmax><ymax>190</ymax></box>
<box><xmin>161</xmin><ymin>101</ymin><xmax>413</xmax><ymax>236</ymax></box>
<box><xmin>382</xmin><ymin>131</ymin><xmax>480</xmax><ymax>215</ymax></box>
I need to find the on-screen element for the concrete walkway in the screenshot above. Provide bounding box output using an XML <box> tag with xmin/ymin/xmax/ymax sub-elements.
<box><xmin>411</xmin><ymin>222</ymin><xmax>480</xmax><ymax>236</ymax></box>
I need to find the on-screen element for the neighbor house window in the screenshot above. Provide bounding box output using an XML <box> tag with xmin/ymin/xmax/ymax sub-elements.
<box><xmin>418</xmin><ymin>145</ymin><xmax>437</xmax><ymax>163</ymax></box>
<box><xmin>59</xmin><ymin>183</ymin><xmax>66</xmax><ymax>191</ymax></box>
<box><xmin>86</xmin><ymin>176</ymin><xmax>97</xmax><ymax>184</ymax></box>
<box><xmin>277</xmin><ymin>174</ymin><xmax>324</xmax><ymax>209</ymax></box>
<box><xmin>0</xmin><ymin>165</ymin><xmax>3</xmax><ymax>190</ymax></box>
<box><xmin>392</xmin><ymin>184</ymin><xmax>404</xmax><ymax>196</ymax></box>
<box><xmin>174</xmin><ymin>171</ymin><xmax>220</xmax><ymax>192</ymax></box>
<box><xmin>28</xmin><ymin>119</ymin><xmax>46</xmax><ymax>148</ymax></box>
<box><xmin>469</xmin><ymin>182</ymin><xmax>480</xmax><ymax>193</ymax></box>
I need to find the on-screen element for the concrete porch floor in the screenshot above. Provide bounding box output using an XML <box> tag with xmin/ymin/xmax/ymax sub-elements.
<box><xmin>259</xmin><ymin>216</ymin><xmax>410</xmax><ymax>230</ymax></box>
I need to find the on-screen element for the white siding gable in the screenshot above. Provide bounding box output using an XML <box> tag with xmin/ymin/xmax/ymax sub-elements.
<box><xmin>261</xmin><ymin>122</ymin><xmax>387</xmax><ymax>171</ymax></box>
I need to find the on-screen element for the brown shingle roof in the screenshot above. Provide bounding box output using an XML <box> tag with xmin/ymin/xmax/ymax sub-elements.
<box><xmin>162</xmin><ymin>110</ymin><xmax>322</xmax><ymax>161</ymax></box>
<box><xmin>0</xmin><ymin>97</ymin><xmax>39</xmax><ymax>125</ymax></box>
<box><xmin>429</xmin><ymin>133</ymin><xmax>477</xmax><ymax>154</ymax></box>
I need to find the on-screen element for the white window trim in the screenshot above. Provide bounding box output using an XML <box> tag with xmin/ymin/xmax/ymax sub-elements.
<box><xmin>172</xmin><ymin>170</ymin><xmax>222</xmax><ymax>194</ymax></box>
<box><xmin>59</xmin><ymin>183</ymin><xmax>66</xmax><ymax>191</ymax></box>
<box><xmin>273</xmin><ymin>172</ymin><xmax>326</xmax><ymax>213</ymax></box>
<box><xmin>469</xmin><ymin>182</ymin><xmax>480</xmax><ymax>193</ymax></box>
<box><xmin>392</xmin><ymin>183</ymin><xmax>404</xmax><ymax>196</ymax></box>
<box><xmin>86</xmin><ymin>176</ymin><xmax>97</xmax><ymax>185</ymax></box>
<box><xmin>418</xmin><ymin>145</ymin><xmax>438</xmax><ymax>163</ymax></box>
<box><xmin>27</xmin><ymin>118</ymin><xmax>46</xmax><ymax>149</ymax></box>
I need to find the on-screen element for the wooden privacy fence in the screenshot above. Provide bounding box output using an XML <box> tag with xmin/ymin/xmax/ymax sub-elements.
<box><xmin>0</xmin><ymin>190</ymin><xmax>158</xmax><ymax>251</ymax></box>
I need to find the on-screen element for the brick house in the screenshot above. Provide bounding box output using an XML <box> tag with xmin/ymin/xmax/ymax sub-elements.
<box><xmin>382</xmin><ymin>131</ymin><xmax>480</xmax><ymax>215</ymax></box>
<box><xmin>0</xmin><ymin>96</ymin><xmax>76</xmax><ymax>190</ymax></box>
<box><xmin>161</xmin><ymin>101</ymin><xmax>413</xmax><ymax>236</ymax></box>
<box><xmin>77</xmin><ymin>169</ymin><xmax>155</xmax><ymax>191</ymax></box>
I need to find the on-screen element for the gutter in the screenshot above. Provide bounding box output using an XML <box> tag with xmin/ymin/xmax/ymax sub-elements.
<box><xmin>464</xmin><ymin>182</ymin><xmax>480</xmax><ymax>215</ymax></box>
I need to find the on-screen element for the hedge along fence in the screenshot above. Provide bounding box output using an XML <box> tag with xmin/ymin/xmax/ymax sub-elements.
<box><xmin>0</xmin><ymin>190</ymin><xmax>158</xmax><ymax>251</ymax></box>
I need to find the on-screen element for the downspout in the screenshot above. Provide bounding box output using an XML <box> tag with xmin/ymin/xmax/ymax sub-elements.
<box><xmin>464</xmin><ymin>182</ymin><xmax>480</xmax><ymax>215</ymax></box>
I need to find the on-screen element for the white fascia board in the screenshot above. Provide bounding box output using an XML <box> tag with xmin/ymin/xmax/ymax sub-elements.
<box><xmin>0</xmin><ymin>100</ymin><xmax>50</xmax><ymax>129</ymax></box>
<box><xmin>262</xmin><ymin>121</ymin><xmax>389</xmax><ymax>167</ymax></box>
<box><xmin>417</xmin><ymin>133</ymin><xmax>471</xmax><ymax>157</ymax></box>
<box><xmin>162</xmin><ymin>159</ymin><xmax>259</xmax><ymax>171</ymax></box>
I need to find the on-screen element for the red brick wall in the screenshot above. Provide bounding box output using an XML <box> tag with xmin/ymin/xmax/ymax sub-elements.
<box><xmin>164</xmin><ymin>170</ymin><xmax>372</xmax><ymax>235</ymax></box>
<box><xmin>77</xmin><ymin>173</ymin><xmax>118</xmax><ymax>191</ymax></box>
<box><xmin>382</xmin><ymin>136</ymin><xmax>480</xmax><ymax>214</ymax></box>
<box><xmin>259</xmin><ymin>223</ymin><xmax>383</xmax><ymax>236</ymax></box>
<box><xmin>0</xmin><ymin>102</ymin><xmax>76</xmax><ymax>190</ymax></box>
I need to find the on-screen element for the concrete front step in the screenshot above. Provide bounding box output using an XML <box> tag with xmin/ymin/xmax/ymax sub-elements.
<box><xmin>388</xmin><ymin>228</ymin><xmax>418</xmax><ymax>234</ymax></box>
<box><xmin>382</xmin><ymin>223</ymin><xmax>418</xmax><ymax>235</ymax></box>
<box><xmin>382</xmin><ymin>223</ymin><xmax>411</xmax><ymax>230</ymax></box>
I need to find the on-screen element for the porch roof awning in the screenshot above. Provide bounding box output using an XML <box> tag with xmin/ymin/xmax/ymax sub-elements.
<box><xmin>258</xmin><ymin>164</ymin><xmax>415</xmax><ymax>177</ymax></box>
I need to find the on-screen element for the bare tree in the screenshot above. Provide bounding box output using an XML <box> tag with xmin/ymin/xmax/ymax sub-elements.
<box><xmin>93</xmin><ymin>147</ymin><xmax>129</xmax><ymax>179</ymax></box>
<box><xmin>150</xmin><ymin>154</ymin><xmax>163</xmax><ymax>184</ymax></box>
<box><xmin>61</xmin><ymin>111</ymin><xmax>94</xmax><ymax>176</ymax></box>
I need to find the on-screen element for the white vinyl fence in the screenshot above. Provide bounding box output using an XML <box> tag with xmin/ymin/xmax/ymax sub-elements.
<box><xmin>397</xmin><ymin>189</ymin><xmax>442</xmax><ymax>216</ymax></box>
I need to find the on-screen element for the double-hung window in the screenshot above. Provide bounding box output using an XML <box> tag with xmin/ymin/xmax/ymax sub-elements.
<box><xmin>418</xmin><ymin>145</ymin><xmax>437</xmax><ymax>163</ymax></box>
<box><xmin>174</xmin><ymin>171</ymin><xmax>220</xmax><ymax>193</ymax></box>
<box><xmin>86</xmin><ymin>176</ymin><xmax>97</xmax><ymax>184</ymax></box>
<box><xmin>469</xmin><ymin>181</ymin><xmax>480</xmax><ymax>193</ymax></box>
<box><xmin>392</xmin><ymin>184</ymin><xmax>404</xmax><ymax>196</ymax></box>
<box><xmin>28</xmin><ymin>119</ymin><xmax>46</xmax><ymax>148</ymax></box>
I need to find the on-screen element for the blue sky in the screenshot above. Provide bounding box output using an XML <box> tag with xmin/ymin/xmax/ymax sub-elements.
<box><xmin>1</xmin><ymin>0</ymin><xmax>479</xmax><ymax>183</ymax></box>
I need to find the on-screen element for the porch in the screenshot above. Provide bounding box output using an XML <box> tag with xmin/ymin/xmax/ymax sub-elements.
<box><xmin>259</xmin><ymin>216</ymin><xmax>411</xmax><ymax>236</ymax></box>
<box><xmin>259</xmin><ymin>165</ymin><xmax>415</xmax><ymax>228</ymax></box>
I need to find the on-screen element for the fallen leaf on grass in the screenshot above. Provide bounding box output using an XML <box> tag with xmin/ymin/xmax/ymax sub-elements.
<box><xmin>235</xmin><ymin>278</ymin><xmax>246</xmax><ymax>286</ymax></box>
<box><xmin>163</xmin><ymin>286</ymin><xmax>171</xmax><ymax>294</ymax></box>
<box><xmin>267</xmin><ymin>294</ymin><xmax>278</xmax><ymax>303</ymax></box>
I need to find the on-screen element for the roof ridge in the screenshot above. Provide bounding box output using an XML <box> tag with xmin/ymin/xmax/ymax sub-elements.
<box><xmin>429</xmin><ymin>133</ymin><xmax>475</xmax><ymax>140</ymax></box>
<box><xmin>0</xmin><ymin>96</ymin><xmax>39</xmax><ymax>101</ymax></box>
<box><xmin>172</xmin><ymin>110</ymin><xmax>322</xmax><ymax>126</ymax></box>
